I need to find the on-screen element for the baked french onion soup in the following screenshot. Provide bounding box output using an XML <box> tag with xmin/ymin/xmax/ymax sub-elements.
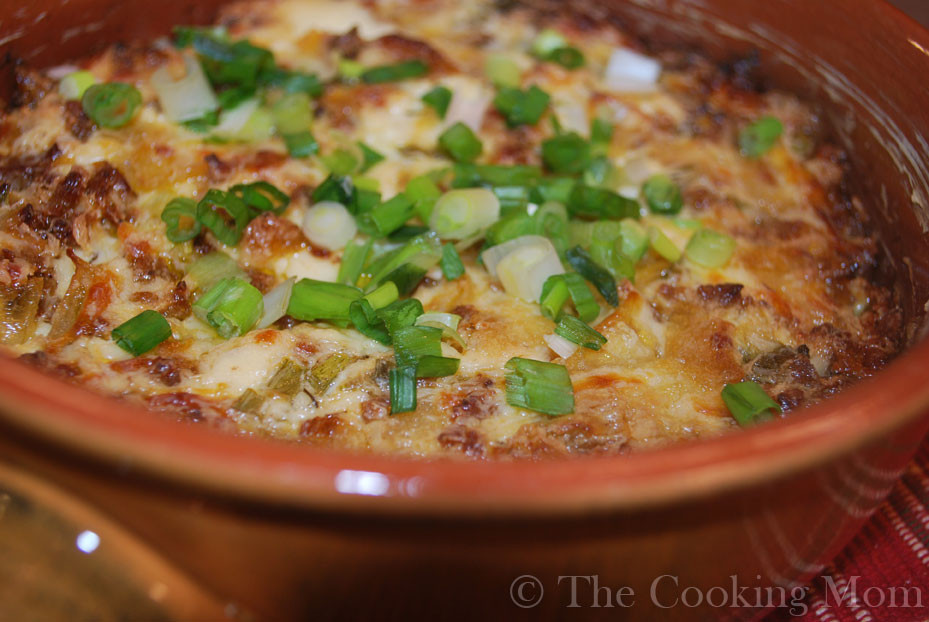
<box><xmin>0</xmin><ymin>0</ymin><xmax>903</xmax><ymax>458</ymax></box>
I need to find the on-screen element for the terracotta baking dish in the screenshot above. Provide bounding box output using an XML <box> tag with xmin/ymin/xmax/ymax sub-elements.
<box><xmin>1</xmin><ymin>0</ymin><xmax>929</xmax><ymax>619</ymax></box>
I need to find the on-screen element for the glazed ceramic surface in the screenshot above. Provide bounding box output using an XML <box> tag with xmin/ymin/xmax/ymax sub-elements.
<box><xmin>1</xmin><ymin>1</ymin><xmax>929</xmax><ymax>620</ymax></box>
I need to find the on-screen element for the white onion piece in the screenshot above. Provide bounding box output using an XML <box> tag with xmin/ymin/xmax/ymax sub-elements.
<box><xmin>604</xmin><ymin>48</ymin><xmax>661</xmax><ymax>93</ymax></box>
<box><xmin>151</xmin><ymin>55</ymin><xmax>219</xmax><ymax>122</ymax></box>
<box><xmin>490</xmin><ymin>236</ymin><xmax>564</xmax><ymax>302</ymax></box>
<box><xmin>257</xmin><ymin>278</ymin><xmax>295</xmax><ymax>329</ymax></box>
<box><xmin>430</xmin><ymin>188</ymin><xmax>500</xmax><ymax>240</ymax></box>
<box><xmin>302</xmin><ymin>201</ymin><xmax>357</xmax><ymax>251</ymax></box>
<box><xmin>544</xmin><ymin>333</ymin><xmax>579</xmax><ymax>359</ymax></box>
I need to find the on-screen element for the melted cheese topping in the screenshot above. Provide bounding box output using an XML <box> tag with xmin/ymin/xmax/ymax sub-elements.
<box><xmin>0</xmin><ymin>0</ymin><xmax>902</xmax><ymax>458</ymax></box>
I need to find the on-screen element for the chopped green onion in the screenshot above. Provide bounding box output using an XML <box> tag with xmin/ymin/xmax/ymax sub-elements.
<box><xmin>358</xmin><ymin>142</ymin><xmax>385</xmax><ymax>172</ymax></box>
<box><xmin>337</xmin><ymin>58</ymin><xmax>365</xmax><ymax>80</ymax></box>
<box><xmin>421</xmin><ymin>85</ymin><xmax>452</xmax><ymax>119</ymax></box>
<box><xmin>81</xmin><ymin>82</ymin><xmax>142</xmax><ymax>128</ymax></box>
<box><xmin>415</xmin><ymin>312</ymin><xmax>465</xmax><ymax>349</ymax></box>
<box><xmin>493</xmin><ymin>85</ymin><xmax>550</xmax><ymax>128</ymax></box>
<box><xmin>484</xmin><ymin>235</ymin><xmax>564</xmax><ymax>302</ymax></box>
<box><xmin>361</xmin><ymin>60</ymin><xmax>429</xmax><ymax>84</ymax></box>
<box><xmin>529</xmin><ymin>176</ymin><xmax>575</xmax><ymax>205</ymax></box>
<box><xmin>230</xmin><ymin>180</ymin><xmax>290</xmax><ymax>216</ymax></box>
<box><xmin>302</xmin><ymin>201</ymin><xmax>357</xmax><ymax>250</ymax></box>
<box><xmin>264</xmin><ymin>68</ymin><xmax>324</xmax><ymax>97</ymax></box>
<box><xmin>452</xmin><ymin>163</ymin><xmax>543</xmax><ymax>188</ymax></box>
<box><xmin>370</xmin><ymin>194</ymin><xmax>415</xmax><ymax>236</ymax></box>
<box><xmin>568</xmin><ymin>184</ymin><xmax>639</xmax><ymax>221</ymax></box>
<box><xmin>286</xmin><ymin>279</ymin><xmax>362</xmax><ymax>322</ymax></box>
<box><xmin>267</xmin><ymin>358</ymin><xmax>305</xmax><ymax>396</ymax></box>
<box><xmin>555</xmin><ymin>314</ymin><xmax>607</xmax><ymax>350</ymax></box>
<box><xmin>642</xmin><ymin>174</ymin><xmax>683</xmax><ymax>215</ymax></box>
<box><xmin>388</xmin><ymin>224</ymin><xmax>430</xmax><ymax>242</ymax></box>
<box><xmin>583</xmin><ymin>155</ymin><xmax>616</xmax><ymax>188</ymax></box>
<box><xmin>363</xmin><ymin>281</ymin><xmax>399</xmax><ymax>310</ymax></box>
<box><xmin>185</xmin><ymin>251</ymin><xmax>247</xmax><ymax>292</ymax></box>
<box><xmin>590</xmin><ymin>118</ymin><xmax>614</xmax><ymax>144</ymax></box>
<box><xmin>566</xmin><ymin>245</ymin><xmax>619</xmax><ymax>307</ymax></box>
<box><xmin>415</xmin><ymin>355</ymin><xmax>459</xmax><ymax>378</ymax></box>
<box><xmin>674</xmin><ymin>218</ymin><xmax>703</xmax><ymax>231</ymax></box>
<box><xmin>233</xmin><ymin>388</ymin><xmax>264</xmax><ymax>413</ymax></box>
<box><xmin>493</xmin><ymin>186</ymin><xmax>532</xmax><ymax>216</ymax></box>
<box><xmin>161</xmin><ymin>197</ymin><xmax>202</xmax><ymax>243</ymax></box>
<box><xmin>322</xmin><ymin>148</ymin><xmax>360</xmax><ymax>176</ymax></box>
<box><xmin>379</xmin><ymin>298</ymin><xmax>425</xmax><ymax>336</ymax></box>
<box><xmin>307</xmin><ymin>353</ymin><xmax>353</xmax><ymax>394</ymax></box>
<box><xmin>271</xmin><ymin>92</ymin><xmax>313</xmax><ymax>135</ymax></box>
<box><xmin>212</xmin><ymin>98</ymin><xmax>275</xmax><ymax>142</ymax></box>
<box><xmin>283</xmin><ymin>131</ymin><xmax>318</xmax><ymax>158</ymax></box>
<box><xmin>485</xmin><ymin>54</ymin><xmax>521</xmax><ymax>88</ymax></box>
<box><xmin>542</xmin><ymin>132</ymin><xmax>591</xmax><ymax>175</ymax></box>
<box><xmin>59</xmin><ymin>70</ymin><xmax>97</xmax><ymax>101</ymax></box>
<box><xmin>685</xmin><ymin>229</ymin><xmax>736</xmax><ymax>268</ymax></box>
<box><xmin>540</xmin><ymin>275</ymin><xmax>570</xmax><ymax>319</ymax></box>
<box><xmin>312</xmin><ymin>174</ymin><xmax>354</xmax><ymax>206</ymax></box>
<box><xmin>111</xmin><ymin>310</ymin><xmax>172</xmax><ymax>355</ymax></box>
<box><xmin>618</xmin><ymin>219</ymin><xmax>649</xmax><ymax>261</ymax></box>
<box><xmin>193</xmin><ymin>277</ymin><xmax>263</xmax><ymax>338</ymax></box>
<box><xmin>256</xmin><ymin>277</ymin><xmax>295</xmax><ymax>329</ymax></box>
<box><xmin>589</xmin><ymin>238</ymin><xmax>635</xmax><ymax>282</ymax></box>
<box><xmin>393</xmin><ymin>325</ymin><xmax>443</xmax><ymax>367</ymax></box>
<box><xmin>533</xmin><ymin>200</ymin><xmax>570</xmax><ymax>254</ymax></box>
<box><xmin>404</xmin><ymin>174</ymin><xmax>442</xmax><ymax>222</ymax></box>
<box><xmin>338</xmin><ymin>239</ymin><xmax>372</xmax><ymax>286</ymax></box>
<box><xmin>648</xmin><ymin>226</ymin><xmax>682</xmax><ymax>262</ymax></box>
<box><xmin>349</xmin><ymin>298</ymin><xmax>391</xmax><ymax>344</ymax></box>
<box><xmin>504</xmin><ymin>357</ymin><xmax>574</xmax><ymax>416</ymax></box>
<box><xmin>365</xmin><ymin>232</ymin><xmax>442</xmax><ymax>293</ymax></box>
<box><xmin>485</xmin><ymin>213</ymin><xmax>534</xmax><ymax>247</ymax></box>
<box><xmin>561</xmin><ymin>273</ymin><xmax>600</xmax><ymax>322</ymax></box>
<box><xmin>438</xmin><ymin>122</ymin><xmax>483</xmax><ymax>163</ymax></box>
<box><xmin>531</xmin><ymin>29</ymin><xmax>568</xmax><ymax>58</ymax></box>
<box><xmin>196</xmin><ymin>189</ymin><xmax>250</xmax><ymax>246</ymax></box>
<box><xmin>721</xmin><ymin>381</ymin><xmax>782</xmax><ymax>427</ymax></box>
<box><xmin>430</xmin><ymin>188</ymin><xmax>500</xmax><ymax>240</ymax></box>
<box><xmin>542</xmin><ymin>47</ymin><xmax>585</xmax><ymax>69</ymax></box>
<box><xmin>440</xmin><ymin>243</ymin><xmax>465</xmax><ymax>280</ymax></box>
<box><xmin>389</xmin><ymin>365</ymin><xmax>417</xmax><ymax>413</ymax></box>
<box><xmin>739</xmin><ymin>116</ymin><xmax>783</xmax><ymax>159</ymax></box>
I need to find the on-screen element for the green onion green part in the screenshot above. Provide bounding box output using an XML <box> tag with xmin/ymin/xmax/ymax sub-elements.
<box><xmin>721</xmin><ymin>381</ymin><xmax>782</xmax><ymax>427</ymax></box>
<box><xmin>504</xmin><ymin>357</ymin><xmax>574</xmax><ymax>416</ymax></box>
<box><xmin>161</xmin><ymin>197</ymin><xmax>202</xmax><ymax>243</ymax></box>
<box><xmin>196</xmin><ymin>188</ymin><xmax>250</xmax><ymax>246</ymax></box>
<box><xmin>565</xmin><ymin>245</ymin><xmax>619</xmax><ymax>307</ymax></box>
<box><xmin>438</xmin><ymin>122</ymin><xmax>483</xmax><ymax>163</ymax></box>
<box><xmin>192</xmin><ymin>277</ymin><xmax>264</xmax><ymax>338</ymax></box>
<box><xmin>111</xmin><ymin>310</ymin><xmax>172</xmax><ymax>356</ymax></box>
<box><xmin>389</xmin><ymin>364</ymin><xmax>418</xmax><ymax>413</ymax></box>
<box><xmin>642</xmin><ymin>174</ymin><xmax>683</xmax><ymax>215</ymax></box>
<box><xmin>286</xmin><ymin>279</ymin><xmax>362</xmax><ymax>322</ymax></box>
<box><xmin>684</xmin><ymin>228</ymin><xmax>736</xmax><ymax>268</ymax></box>
<box><xmin>421</xmin><ymin>86</ymin><xmax>452</xmax><ymax>119</ymax></box>
<box><xmin>493</xmin><ymin>85</ymin><xmax>550</xmax><ymax>127</ymax></box>
<box><xmin>440</xmin><ymin>243</ymin><xmax>465</xmax><ymax>280</ymax></box>
<box><xmin>542</xmin><ymin>132</ymin><xmax>591</xmax><ymax>175</ymax></box>
<box><xmin>361</xmin><ymin>60</ymin><xmax>429</xmax><ymax>84</ymax></box>
<box><xmin>554</xmin><ymin>314</ymin><xmax>607</xmax><ymax>350</ymax></box>
<box><xmin>81</xmin><ymin>82</ymin><xmax>142</xmax><ymax>128</ymax></box>
<box><xmin>739</xmin><ymin>116</ymin><xmax>783</xmax><ymax>159</ymax></box>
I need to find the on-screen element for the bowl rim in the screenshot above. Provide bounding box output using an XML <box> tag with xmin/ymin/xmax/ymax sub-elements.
<box><xmin>1</xmin><ymin>0</ymin><xmax>929</xmax><ymax>518</ymax></box>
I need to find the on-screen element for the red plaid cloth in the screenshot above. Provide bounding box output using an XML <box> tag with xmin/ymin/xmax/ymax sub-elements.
<box><xmin>768</xmin><ymin>439</ymin><xmax>929</xmax><ymax>621</ymax></box>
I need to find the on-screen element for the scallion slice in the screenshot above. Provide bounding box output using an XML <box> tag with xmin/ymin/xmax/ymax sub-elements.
<box><xmin>415</xmin><ymin>355</ymin><xmax>459</xmax><ymax>378</ymax></box>
<box><xmin>230</xmin><ymin>180</ymin><xmax>290</xmax><ymax>216</ymax></box>
<box><xmin>739</xmin><ymin>116</ymin><xmax>783</xmax><ymax>159</ymax></box>
<box><xmin>349</xmin><ymin>298</ymin><xmax>391</xmax><ymax>345</ymax></box>
<box><xmin>312</xmin><ymin>174</ymin><xmax>354</xmax><ymax>206</ymax></box>
<box><xmin>567</xmin><ymin>184</ymin><xmax>639</xmax><ymax>221</ymax></box>
<box><xmin>286</xmin><ymin>279</ymin><xmax>363</xmax><ymax>322</ymax></box>
<box><xmin>619</xmin><ymin>219</ymin><xmax>649</xmax><ymax>262</ymax></box>
<box><xmin>685</xmin><ymin>229</ymin><xmax>736</xmax><ymax>268</ymax></box>
<box><xmin>415</xmin><ymin>312</ymin><xmax>466</xmax><ymax>349</ymax></box>
<box><xmin>422</xmin><ymin>85</ymin><xmax>452</xmax><ymax>119</ymax></box>
<box><xmin>438</xmin><ymin>122</ymin><xmax>483</xmax><ymax>163</ymax></box>
<box><xmin>358</xmin><ymin>142</ymin><xmax>385</xmax><ymax>172</ymax></box>
<box><xmin>59</xmin><ymin>70</ymin><xmax>96</xmax><ymax>101</ymax></box>
<box><xmin>283</xmin><ymin>131</ymin><xmax>319</xmax><ymax>158</ymax></box>
<box><xmin>271</xmin><ymin>92</ymin><xmax>313</xmax><ymax>135</ymax></box>
<box><xmin>589</xmin><ymin>238</ymin><xmax>635</xmax><ymax>282</ymax></box>
<box><xmin>361</xmin><ymin>60</ymin><xmax>429</xmax><ymax>84</ymax></box>
<box><xmin>531</xmin><ymin>29</ymin><xmax>567</xmax><ymax>58</ymax></box>
<box><xmin>721</xmin><ymin>381</ymin><xmax>782</xmax><ymax>427</ymax></box>
<box><xmin>379</xmin><ymin>298</ymin><xmax>425</xmax><ymax>337</ymax></box>
<box><xmin>338</xmin><ymin>239</ymin><xmax>372</xmax><ymax>286</ymax></box>
<box><xmin>485</xmin><ymin>54</ymin><xmax>521</xmax><ymax>88</ymax></box>
<box><xmin>370</xmin><ymin>194</ymin><xmax>415</xmax><ymax>237</ymax></box>
<box><xmin>389</xmin><ymin>365</ymin><xmax>418</xmax><ymax>414</ymax></box>
<box><xmin>81</xmin><ymin>82</ymin><xmax>142</xmax><ymax>128</ymax></box>
<box><xmin>542</xmin><ymin>132</ymin><xmax>591</xmax><ymax>175</ymax></box>
<box><xmin>405</xmin><ymin>175</ymin><xmax>442</xmax><ymax>222</ymax></box>
<box><xmin>561</xmin><ymin>273</ymin><xmax>600</xmax><ymax>323</ymax></box>
<box><xmin>322</xmin><ymin>148</ymin><xmax>360</xmax><ymax>176</ymax></box>
<box><xmin>440</xmin><ymin>243</ymin><xmax>465</xmax><ymax>280</ymax></box>
<box><xmin>504</xmin><ymin>357</ymin><xmax>574</xmax><ymax>416</ymax></box>
<box><xmin>393</xmin><ymin>325</ymin><xmax>443</xmax><ymax>367</ymax></box>
<box><xmin>256</xmin><ymin>277</ymin><xmax>295</xmax><ymax>329</ymax></box>
<box><xmin>647</xmin><ymin>226</ymin><xmax>682</xmax><ymax>262</ymax></box>
<box><xmin>161</xmin><ymin>197</ymin><xmax>202</xmax><ymax>243</ymax></box>
<box><xmin>365</xmin><ymin>232</ymin><xmax>443</xmax><ymax>294</ymax></box>
<box><xmin>493</xmin><ymin>85</ymin><xmax>550</xmax><ymax>127</ymax></box>
<box><xmin>185</xmin><ymin>251</ymin><xmax>247</xmax><ymax>292</ymax></box>
<box><xmin>590</xmin><ymin>118</ymin><xmax>614</xmax><ymax>144</ymax></box>
<box><xmin>542</xmin><ymin>47</ymin><xmax>585</xmax><ymax>70</ymax></box>
<box><xmin>430</xmin><ymin>188</ymin><xmax>500</xmax><ymax>240</ymax></box>
<box><xmin>193</xmin><ymin>277</ymin><xmax>264</xmax><ymax>338</ymax></box>
<box><xmin>302</xmin><ymin>201</ymin><xmax>357</xmax><ymax>250</ymax></box>
<box><xmin>111</xmin><ymin>310</ymin><xmax>172</xmax><ymax>356</ymax></box>
<box><xmin>555</xmin><ymin>314</ymin><xmax>607</xmax><ymax>350</ymax></box>
<box><xmin>266</xmin><ymin>358</ymin><xmax>305</xmax><ymax>396</ymax></box>
<box><xmin>565</xmin><ymin>246</ymin><xmax>619</xmax><ymax>307</ymax></box>
<box><xmin>642</xmin><ymin>174</ymin><xmax>683</xmax><ymax>215</ymax></box>
<box><xmin>540</xmin><ymin>275</ymin><xmax>570</xmax><ymax>320</ymax></box>
<box><xmin>196</xmin><ymin>189</ymin><xmax>250</xmax><ymax>246</ymax></box>
<box><xmin>363</xmin><ymin>281</ymin><xmax>399</xmax><ymax>310</ymax></box>
<box><xmin>452</xmin><ymin>163</ymin><xmax>543</xmax><ymax>189</ymax></box>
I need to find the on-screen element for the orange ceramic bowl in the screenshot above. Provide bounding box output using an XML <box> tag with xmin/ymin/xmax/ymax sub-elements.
<box><xmin>1</xmin><ymin>1</ymin><xmax>929</xmax><ymax>620</ymax></box>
